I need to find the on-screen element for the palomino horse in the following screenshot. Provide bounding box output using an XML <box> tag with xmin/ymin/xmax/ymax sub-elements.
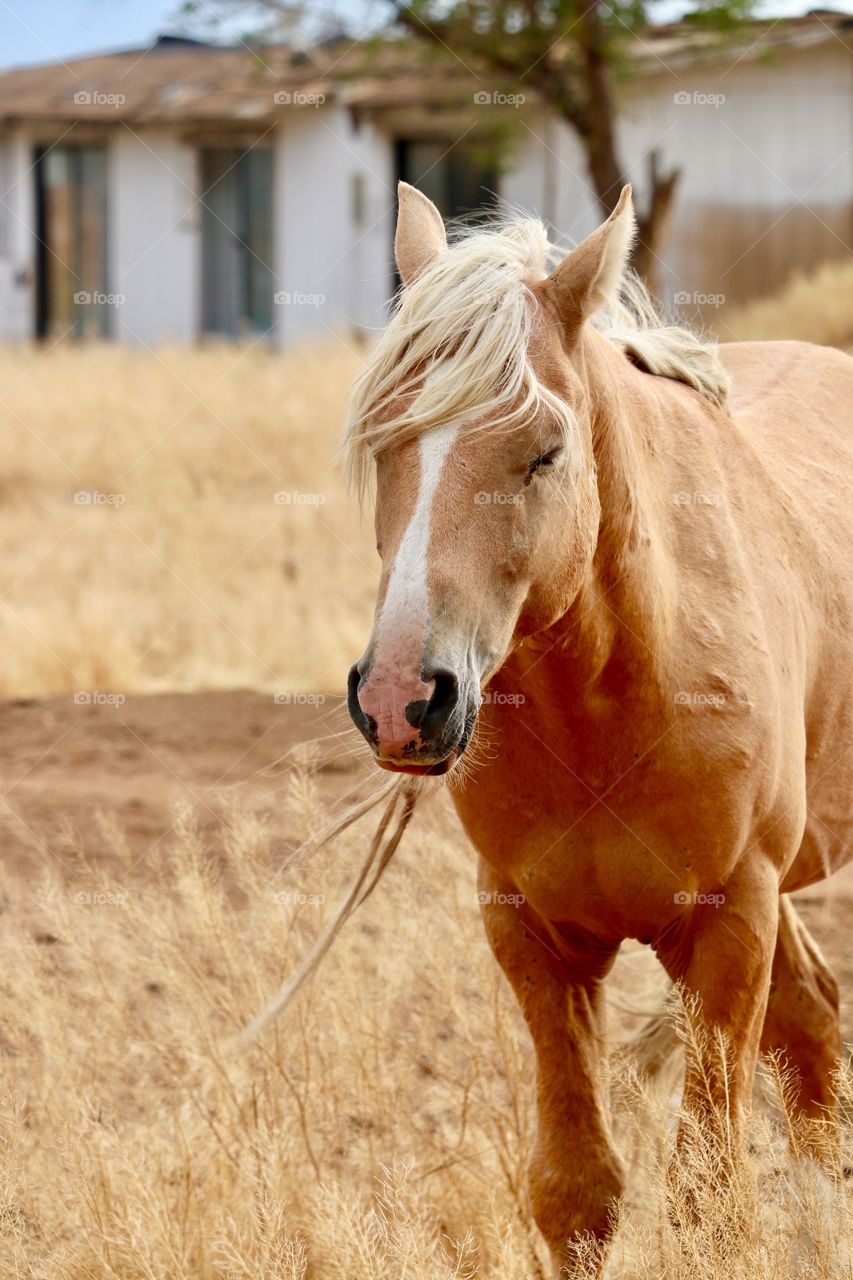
<box><xmin>344</xmin><ymin>183</ymin><xmax>853</xmax><ymax>1270</ymax></box>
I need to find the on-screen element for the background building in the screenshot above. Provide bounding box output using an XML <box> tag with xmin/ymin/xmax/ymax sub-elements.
<box><xmin>0</xmin><ymin>13</ymin><xmax>850</xmax><ymax>345</ymax></box>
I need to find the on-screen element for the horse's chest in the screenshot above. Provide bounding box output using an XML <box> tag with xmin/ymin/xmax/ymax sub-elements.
<box><xmin>453</xmin><ymin>708</ymin><xmax>788</xmax><ymax>937</ymax></box>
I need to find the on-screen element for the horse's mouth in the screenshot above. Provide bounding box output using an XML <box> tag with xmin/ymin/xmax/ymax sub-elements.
<box><xmin>372</xmin><ymin>708</ymin><xmax>478</xmax><ymax>776</ymax></box>
<box><xmin>375</xmin><ymin>752</ymin><xmax>457</xmax><ymax>777</ymax></box>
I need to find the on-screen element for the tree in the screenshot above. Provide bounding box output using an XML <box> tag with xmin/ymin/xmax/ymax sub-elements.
<box><xmin>180</xmin><ymin>0</ymin><xmax>754</xmax><ymax>281</ymax></box>
<box><xmin>391</xmin><ymin>0</ymin><xmax>753</xmax><ymax>281</ymax></box>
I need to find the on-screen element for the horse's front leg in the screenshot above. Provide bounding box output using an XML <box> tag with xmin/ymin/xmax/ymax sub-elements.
<box><xmin>656</xmin><ymin>853</ymin><xmax>779</xmax><ymax>1227</ymax></box>
<box><xmin>479</xmin><ymin>860</ymin><xmax>623</xmax><ymax>1276</ymax></box>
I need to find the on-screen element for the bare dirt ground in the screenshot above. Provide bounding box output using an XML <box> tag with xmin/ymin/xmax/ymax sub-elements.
<box><xmin>0</xmin><ymin>691</ymin><xmax>360</xmax><ymax>882</ymax></box>
<box><xmin>2</xmin><ymin>690</ymin><xmax>851</xmax><ymax>1042</ymax></box>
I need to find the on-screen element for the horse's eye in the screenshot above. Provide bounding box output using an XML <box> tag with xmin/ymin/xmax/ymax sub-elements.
<box><xmin>525</xmin><ymin>445</ymin><xmax>563</xmax><ymax>483</ymax></box>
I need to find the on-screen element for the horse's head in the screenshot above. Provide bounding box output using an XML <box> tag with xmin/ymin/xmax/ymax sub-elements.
<box><xmin>345</xmin><ymin>183</ymin><xmax>635</xmax><ymax>775</ymax></box>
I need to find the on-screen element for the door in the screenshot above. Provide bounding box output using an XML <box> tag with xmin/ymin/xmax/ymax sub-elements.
<box><xmin>200</xmin><ymin>147</ymin><xmax>273</xmax><ymax>338</ymax></box>
<box><xmin>35</xmin><ymin>144</ymin><xmax>108</xmax><ymax>339</ymax></box>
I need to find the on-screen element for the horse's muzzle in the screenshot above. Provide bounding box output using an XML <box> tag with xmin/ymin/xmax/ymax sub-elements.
<box><xmin>347</xmin><ymin>660</ymin><xmax>477</xmax><ymax>774</ymax></box>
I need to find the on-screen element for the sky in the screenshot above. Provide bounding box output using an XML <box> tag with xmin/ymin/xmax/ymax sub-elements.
<box><xmin>1</xmin><ymin>0</ymin><xmax>851</xmax><ymax>70</ymax></box>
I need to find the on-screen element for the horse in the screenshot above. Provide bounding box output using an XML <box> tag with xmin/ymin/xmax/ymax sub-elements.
<box><xmin>343</xmin><ymin>181</ymin><xmax>853</xmax><ymax>1272</ymax></box>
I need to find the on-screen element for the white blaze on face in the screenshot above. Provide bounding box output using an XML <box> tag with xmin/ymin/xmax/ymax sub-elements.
<box><xmin>358</xmin><ymin>421</ymin><xmax>460</xmax><ymax>754</ymax></box>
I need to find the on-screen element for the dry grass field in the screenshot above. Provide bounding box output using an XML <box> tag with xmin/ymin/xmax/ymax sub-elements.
<box><xmin>1</xmin><ymin>700</ymin><xmax>851</xmax><ymax>1280</ymax></box>
<box><xmin>717</xmin><ymin>257</ymin><xmax>853</xmax><ymax>351</ymax></box>
<box><xmin>0</xmin><ymin>260</ymin><xmax>852</xmax><ymax>1278</ymax></box>
<box><xmin>0</xmin><ymin>338</ymin><xmax>371</xmax><ymax>698</ymax></box>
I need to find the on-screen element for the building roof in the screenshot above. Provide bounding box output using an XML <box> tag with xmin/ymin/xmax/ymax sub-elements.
<box><xmin>0</xmin><ymin>13</ymin><xmax>850</xmax><ymax>128</ymax></box>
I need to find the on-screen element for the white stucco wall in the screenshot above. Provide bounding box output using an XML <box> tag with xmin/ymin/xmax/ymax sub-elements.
<box><xmin>110</xmin><ymin>128</ymin><xmax>199</xmax><ymax>344</ymax></box>
<box><xmin>616</xmin><ymin>40</ymin><xmax>853</xmax><ymax>302</ymax></box>
<box><xmin>493</xmin><ymin>38</ymin><xmax>853</xmax><ymax>305</ymax></box>
<box><xmin>274</xmin><ymin>104</ymin><xmax>394</xmax><ymax>347</ymax></box>
<box><xmin>620</xmin><ymin>40</ymin><xmax>853</xmax><ymax>209</ymax></box>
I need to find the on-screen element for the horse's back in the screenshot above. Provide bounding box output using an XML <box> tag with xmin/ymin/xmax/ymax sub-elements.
<box><xmin>719</xmin><ymin>339</ymin><xmax>852</xmax><ymax>593</ymax></box>
<box><xmin>721</xmin><ymin>339</ymin><xmax>853</xmax><ymax>485</ymax></box>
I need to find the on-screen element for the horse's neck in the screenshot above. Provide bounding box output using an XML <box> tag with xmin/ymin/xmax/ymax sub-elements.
<box><xmin>529</xmin><ymin>331</ymin><xmax>679</xmax><ymax>703</ymax></box>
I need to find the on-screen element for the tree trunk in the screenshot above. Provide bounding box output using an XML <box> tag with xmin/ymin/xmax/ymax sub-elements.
<box><xmin>393</xmin><ymin>0</ymin><xmax>681</xmax><ymax>287</ymax></box>
<box><xmin>576</xmin><ymin>0</ymin><xmax>624</xmax><ymax>215</ymax></box>
<box><xmin>574</xmin><ymin>3</ymin><xmax>680</xmax><ymax>288</ymax></box>
<box><xmin>633</xmin><ymin>149</ymin><xmax>681</xmax><ymax>285</ymax></box>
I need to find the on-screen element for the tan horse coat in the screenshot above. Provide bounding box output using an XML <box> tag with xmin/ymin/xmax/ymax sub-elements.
<box><xmin>345</xmin><ymin>183</ymin><xmax>853</xmax><ymax>1272</ymax></box>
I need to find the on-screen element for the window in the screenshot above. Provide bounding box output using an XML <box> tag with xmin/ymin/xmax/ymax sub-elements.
<box><xmin>395</xmin><ymin>139</ymin><xmax>498</xmax><ymax>222</ymax></box>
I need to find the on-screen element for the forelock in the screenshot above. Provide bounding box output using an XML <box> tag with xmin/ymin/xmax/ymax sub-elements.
<box><xmin>342</xmin><ymin>216</ymin><xmax>578</xmax><ymax>499</ymax></box>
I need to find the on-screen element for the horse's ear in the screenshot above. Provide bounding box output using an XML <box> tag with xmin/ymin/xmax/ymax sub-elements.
<box><xmin>542</xmin><ymin>186</ymin><xmax>635</xmax><ymax>339</ymax></box>
<box><xmin>395</xmin><ymin>182</ymin><xmax>447</xmax><ymax>286</ymax></box>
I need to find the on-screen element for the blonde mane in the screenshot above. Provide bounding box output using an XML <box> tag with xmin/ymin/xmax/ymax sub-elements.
<box><xmin>343</xmin><ymin>214</ymin><xmax>730</xmax><ymax>496</ymax></box>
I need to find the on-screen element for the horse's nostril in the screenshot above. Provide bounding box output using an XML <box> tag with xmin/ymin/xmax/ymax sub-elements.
<box><xmin>416</xmin><ymin>668</ymin><xmax>460</xmax><ymax>742</ymax></box>
<box><xmin>347</xmin><ymin>661</ymin><xmax>379</xmax><ymax>747</ymax></box>
<box><xmin>427</xmin><ymin>669</ymin><xmax>459</xmax><ymax>715</ymax></box>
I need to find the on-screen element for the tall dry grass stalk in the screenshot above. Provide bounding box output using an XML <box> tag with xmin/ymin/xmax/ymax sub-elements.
<box><xmin>1</xmin><ymin>769</ymin><xmax>849</xmax><ymax>1278</ymax></box>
